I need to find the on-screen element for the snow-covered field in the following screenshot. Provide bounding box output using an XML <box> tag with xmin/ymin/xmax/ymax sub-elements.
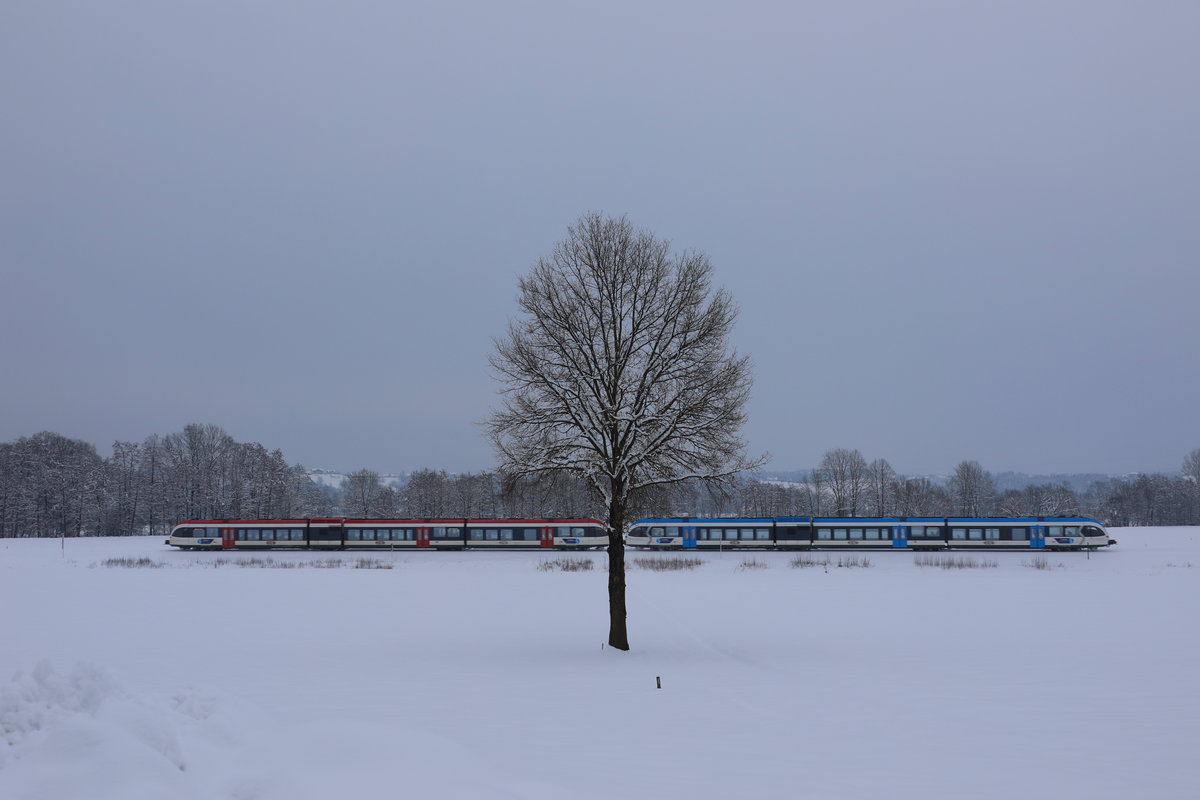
<box><xmin>2</xmin><ymin>529</ymin><xmax>1197</xmax><ymax>800</ymax></box>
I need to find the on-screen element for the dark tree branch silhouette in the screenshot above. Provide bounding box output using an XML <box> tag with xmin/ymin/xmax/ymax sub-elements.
<box><xmin>487</xmin><ymin>213</ymin><xmax>763</xmax><ymax>650</ymax></box>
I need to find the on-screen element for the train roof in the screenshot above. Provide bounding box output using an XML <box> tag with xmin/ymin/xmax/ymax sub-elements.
<box><xmin>175</xmin><ymin>518</ymin><xmax>604</xmax><ymax>526</ymax></box>
<box><xmin>632</xmin><ymin>518</ymin><xmax>774</xmax><ymax>525</ymax></box>
<box><xmin>630</xmin><ymin>516</ymin><xmax>1105</xmax><ymax>526</ymax></box>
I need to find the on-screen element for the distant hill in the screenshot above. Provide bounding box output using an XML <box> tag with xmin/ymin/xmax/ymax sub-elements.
<box><xmin>306</xmin><ymin>469</ymin><xmax>410</xmax><ymax>490</ymax></box>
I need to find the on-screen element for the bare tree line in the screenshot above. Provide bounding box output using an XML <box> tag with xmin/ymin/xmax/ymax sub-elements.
<box><xmin>0</xmin><ymin>426</ymin><xmax>335</xmax><ymax>538</ymax></box>
<box><xmin>3</xmin><ymin>430</ymin><xmax>1199</xmax><ymax>538</ymax></box>
<box><xmin>735</xmin><ymin>448</ymin><xmax>1200</xmax><ymax>527</ymax></box>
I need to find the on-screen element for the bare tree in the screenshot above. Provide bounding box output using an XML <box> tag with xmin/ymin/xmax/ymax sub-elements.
<box><xmin>866</xmin><ymin>457</ymin><xmax>896</xmax><ymax>517</ymax></box>
<box><xmin>894</xmin><ymin>476</ymin><xmax>951</xmax><ymax>517</ymax></box>
<box><xmin>1184</xmin><ymin>449</ymin><xmax>1200</xmax><ymax>521</ymax></box>
<box><xmin>488</xmin><ymin>213</ymin><xmax>762</xmax><ymax>650</ymax></box>
<box><xmin>403</xmin><ymin>468</ymin><xmax>451</xmax><ymax>518</ymax></box>
<box><xmin>949</xmin><ymin>460</ymin><xmax>996</xmax><ymax>516</ymax></box>
<box><xmin>820</xmin><ymin>448</ymin><xmax>868</xmax><ymax>517</ymax></box>
<box><xmin>344</xmin><ymin>469</ymin><xmax>389</xmax><ymax>517</ymax></box>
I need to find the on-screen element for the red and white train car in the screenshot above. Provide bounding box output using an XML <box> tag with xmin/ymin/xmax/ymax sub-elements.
<box><xmin>166</xmin><ymin>518</ymin><xmax>608</xmax><ymax>550</ymax></box>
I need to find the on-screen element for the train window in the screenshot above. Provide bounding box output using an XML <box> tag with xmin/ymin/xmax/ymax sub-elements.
<box><xmin>865</xmin><ymin>529</ymin><xmax>879</xmax><ymax>540</ymax></box>
<box><xmin>721</xmin><ymin>529</ymin><xmax>735</xmax><ymax>540</ymax></box>
<box><xmin>487</xmin><ymin>529</ymin><xmax>501</xmax><ymax>541</ymax></box>
<box><xmin>739</xmin><ymin>529</ymin><xmax>754</xmax><ymax>540</ymax></box>
<box><xmin>756</xmin><ymin>529</ymin><xmax>770</xmax><ymax>540</ymax></box>
<box><xmin>522</xmin><ymin>528</ymin><xmax>538</xmax><ymax>541</ymax></box>
<box><xmin>650</xmin><ymin>527</ymin><xmax>665</xmax><ymax>536</ymax></box>
<box><xmin>985</xmin><ymin>528</ymin><xmax>1000</xmax><ymax>540</ymax></box>
<box><xmin>817</xmin><ymin>529</ymin><xmax>831</xmax><ymax>540</ymax></box>
<box><xmin>910</xmin><ymin>526</ymin><xmax>924</xmax><ymax>538</ymax></box>
<box><xmin>1083</xmin><ymin>526</ymin><xmax>1101</xmax><ymax>536</ymax></box>
<box><xmin>951</xmin><ymin>529</ymin><xmax>966</xmax><ymax>540</ymax></box>
<box><xmin>248</xmin><ymin>529</ymin><xmax>262</xmax><ymax>541</ymax></box>
<box><xmin>848</xmin><ymin>529</ymin><xmax>863</xmax><ymax>540</ymax></box>
<box><xmin>347</xmin><ymin>530</ymin><xmax>361</xmax><ymax>541</ymax></box>
<box><xmin>1011</xmin><ymin>528</ymin><xmax>1027</xmax><ymax>540</ymax></box>
<box><xmin>1064</xmin><ymin>527</ymin><xmax>1078</xmax><ymax>536</ymax></box>
<box><xmin>469</xmin><ymin>530</ymin><xmax>483</xmax><ymax>541</ymax></box>
<box><xmin>968</xmin><ymin>529</ymin><xmax>983</xmax><ymax>540</ymax></box>
<box><xmin>1049</xmin><ymin>526</ymin><xmax>1063</xmax><ymax>537</ymax></box>
<box><xmin>831</xmin><ymin>529</ymin><xmax>846</xmax><ymax>540</ymax></box>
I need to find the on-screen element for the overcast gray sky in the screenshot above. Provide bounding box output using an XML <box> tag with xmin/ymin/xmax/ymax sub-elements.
<box><xmin>2</xmin><ymin>1</ymin><xmax>1197</xmax><ymax>477</ymax></box>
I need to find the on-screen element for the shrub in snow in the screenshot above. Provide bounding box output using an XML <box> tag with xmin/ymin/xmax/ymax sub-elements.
<box><xmin>737</xmin><ymin>558</ymin><xmax>768</xmax><ymax>570</ymax></box>
<box><xmin>94</xmin><ymin>557</ymin><xmax>165</xmax><ymax>568</ymax></box>
<box><xmin>1023</xmin><ymin>556</ymin><xmax>1063</xmax><ymax>570</ymax></box>
<box><xmin>632</xmin><ymin>557</ymin><xmax>704</xmax><ymax>571</ymax></box>
<box><xmin>914</xmin><ymin>555</ymin><xmax>998</xmax><ymax>570</ymax></box>
<box><xmin>536</xmin><ymin>558</ymin><xmax>595</xmax><ymax>572</ymax></box>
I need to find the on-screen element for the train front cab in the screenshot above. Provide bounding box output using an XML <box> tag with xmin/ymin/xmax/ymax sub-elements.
<box><xmin>1040</xmin><ymin>518</ymin><xmax>1113</xmax><ymax>550</ymax></box>
<box><xmin>625</xmin><ymin>521</ymin><xmax>685</xmax><ymax>549</ymax></box>
<box><xmin>555</xmin><ymin>523</ymin><xmax>609</xmax><ymax>550</ymax></box>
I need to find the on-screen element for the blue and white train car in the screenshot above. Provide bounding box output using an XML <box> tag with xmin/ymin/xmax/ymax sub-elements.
<box><xmin>624</xmin><ymin>518</ymin><xmax>775</xmax><ymax>549</ymax></box>
<box><xmin>626</xmin><ymin>517</ymin><xmax>1115</xmax><ymax>551</ymax></box>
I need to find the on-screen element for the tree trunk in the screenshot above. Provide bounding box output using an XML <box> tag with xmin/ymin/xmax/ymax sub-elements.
<box><xmin>606</xmin><ymin>491</ymin><xmax>629</xmax><ymax>650</ymax></box>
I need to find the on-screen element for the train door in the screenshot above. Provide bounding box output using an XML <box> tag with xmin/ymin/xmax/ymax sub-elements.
<box><xmin>221</xmin><ymin>527</ymin><xmax>235</xmax><ymax>549</ymax></box>
<box><xmin>682</xmin><ymin>526</ymin><xmax>697</xmax><ymax>549</ymax></box>
<box><xmin>416</xmin><ymin>527</ymin><xmax>431</xmax><ymax>548</ymax></box>
<box><xmin>891</xmin><ymin>525</ymin><xmax>907</xmax><ymax>549</ymax></box>
<box><xmin>1030</xmin><ymin>525</ymin><xmax>1046</xmax><ymax>549</ymax></box>
<box><xmin>540</xmin><ymin>527</ymin><xmax>555</xmax><ymax>548</ymax></box>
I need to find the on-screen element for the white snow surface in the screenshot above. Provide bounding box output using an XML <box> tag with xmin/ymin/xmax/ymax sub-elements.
<box><xmin>1</xmin><ymin>529</ymin><xmax>1197</xmax><ymax>799</ymax></box>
